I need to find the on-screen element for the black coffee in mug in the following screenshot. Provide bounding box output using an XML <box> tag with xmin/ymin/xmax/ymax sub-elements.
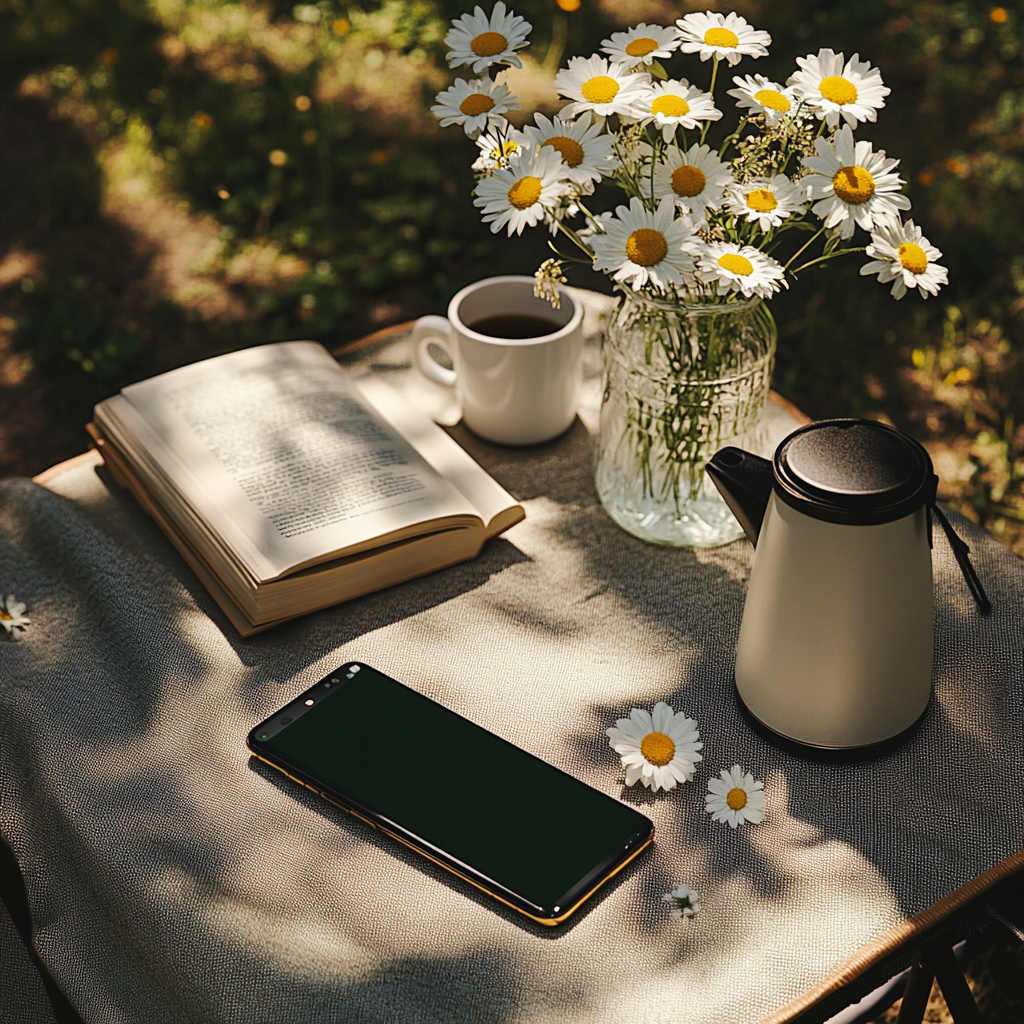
<box><xmin>468</xmin><ymin>314</ymin><xmax>564</xmax><ymax>340</ymax></box>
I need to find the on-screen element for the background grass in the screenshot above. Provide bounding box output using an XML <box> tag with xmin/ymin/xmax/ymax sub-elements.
<box><xmin>0</xmin><ymin>0</ymin><xmax>1022</xmax><ymax>551</ymax></box>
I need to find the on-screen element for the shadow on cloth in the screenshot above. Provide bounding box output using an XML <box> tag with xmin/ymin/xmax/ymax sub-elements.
<box><xmin>4</xmin><ymin>473</ymin><xmax>530</xmax><ymax>742</ymax></box>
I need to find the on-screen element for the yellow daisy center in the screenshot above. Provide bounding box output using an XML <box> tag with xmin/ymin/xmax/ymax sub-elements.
<box><xmin>753</xmin><ymin>88</ymin><xmax>790</xmax><ymax>112</ymax></box>
<box><xmin>460</xmin><ymin>93</ymin><xmax>495</xmax><ymax>116</ymax></box>
<box><xmin>626</xmin><ymin>228</ymin><xmax>667</xmax><ymax>268</ymax></box>
<box><xmin>718</xmin><ymin>253</ymin><xmax>753</xmax><ymax>276</ymax></box>
<box><xmin>819</xmin><ymin>75</ymin><xmax>858</xmax><ymax>105</ymax></box>
<box><xmin>470</xmin><ymin>31</ymin><xmax>508</xmax><ymax>57</ymax></box>
<box><xmin>581</xmin><ymin>75</ymin><xmax>620</xmax><ymax>105</ymax></box>
<box><xmin>0</xmin><ymin>610</ymin><xmax>10</xmax><ymax>621</ymax></box>
<box><xmin>704</xmin><ymin>27</ymin><xmax>739</xmax><ymax>48</ymax></box>
<box><xmin>625</xmin><ymin>36</ymin><xmax>659</xmax><ymax>57</ymax></box>
<box><xmin>726</xmin><ymin>787</ymin><xmax>748</xmax><ymax>810</ymax></box>
<box><xmin>651</xmin><ymin>95</ymin><xmax>690</xmax><ymax>118</ymax></box>
<box><xmin>542</xmin><ymin>136</ymin><xmax>585</xmax><ymax>168</ymax></box>
<box><xmin>671</xmin><ymin>164</ymin><xmax>706</xmax><ymax>198</ymax></box>
<box><xmin>745</xmin><ymin>188</ymin><xmax>778</xmax><ymax>213</ymax></box>
<box><xmin>507</xmin><ymin>175</ymin><xmax>542</xmax><ymax>210</ymax></box>
<box><xmin>898</xmin><ymin>242</ymin><xmax>928</xmax><ymax>274</ymax></box>
<box><xmin>832</xmin><ymin>165</ymin><xmax>876</xmax><ymax>205</ymax></box>
<box><xmin>640</xmin><ymin>730</ymin><xmax>676</xmax><ymax>766</ymax></box>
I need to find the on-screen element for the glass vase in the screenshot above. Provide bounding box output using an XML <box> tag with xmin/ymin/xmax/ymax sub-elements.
<box><xmin>595</xmin><ymin>292</ymin><xmax>777</xmax><ymax>548</ymax></box>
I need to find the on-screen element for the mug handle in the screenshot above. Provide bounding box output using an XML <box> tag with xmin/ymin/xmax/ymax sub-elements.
<box><xmin>412</xmin><ymin>316</ymin><xmax>457</xmax><ymax>387</ymax></box>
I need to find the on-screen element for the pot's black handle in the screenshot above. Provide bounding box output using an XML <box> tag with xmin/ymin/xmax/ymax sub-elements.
<box><xmin>926</xmin><ymin>474</ymin><xmax>992</xmax><ymax>616</ymax></box>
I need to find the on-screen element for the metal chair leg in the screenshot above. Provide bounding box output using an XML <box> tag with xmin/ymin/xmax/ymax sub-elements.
<box><xmin>896</xmin><ymin>961</ymin><xmax>935</xmax><ymax>1024</ymax></box>
<box><xmin>926</xmin><ymin>942</ymin><xmax>983</xmax><ymax>1024</ymax></box>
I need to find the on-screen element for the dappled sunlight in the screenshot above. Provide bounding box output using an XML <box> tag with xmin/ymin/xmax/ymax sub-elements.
<box><xmin>579</xmin><ymin>774</ymin><xmax>905</xmax><ymax>1024</ymax></box>
<box><xmin>467</xmin><ymin>495</ymin><xmax>710</xmax><ymax>714</ymax></box>
<box><xmin>101</xmin><ymin>135</ymin><xmax>252</xmax><ymax>322</ymax></box>
<box><xmin>499</xmin><ymin>55</ymin><xmax>558</xmax><ymax>120</ymax></box>
<box><xmin>0</xmin><ymin>250</ymin><xmax>40</xmax><ymax>291</ymax></box>
<box><xmin>748</xmin><ymin>772</ymin><xmax>905</xmax><ymax>952</ymax></box>
<box><xmin>220</xmin><ymin>243</ymin><xmax>309</xmax><ymax>289</ymax></box>
<box><xmin>320</xmin><ymin>42</ymin><xmax>448</xmax><ymax>121</ymax></box>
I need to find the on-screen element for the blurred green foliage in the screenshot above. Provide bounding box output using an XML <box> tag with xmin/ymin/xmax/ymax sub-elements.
<box><xmin>0</xmin><ymin>0</ymin><xmax>1022</xmax><ymax>536</ymax></box>
<box><xmin>0</xmin><ymin>0</ymin><xmax>604</xmax><ymax>399</ymax></box>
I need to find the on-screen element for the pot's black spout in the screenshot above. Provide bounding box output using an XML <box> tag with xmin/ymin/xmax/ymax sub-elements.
<box><xmin>705</xmin><ymin>447</ymin><xmax>774</xmax><ymax>546</ymax></box>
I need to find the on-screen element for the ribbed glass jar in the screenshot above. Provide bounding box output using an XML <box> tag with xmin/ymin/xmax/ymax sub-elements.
<box><xmin>595</xmin><ymin>292</ymin><xmax>777</xmax><ymax>548</ymax></box>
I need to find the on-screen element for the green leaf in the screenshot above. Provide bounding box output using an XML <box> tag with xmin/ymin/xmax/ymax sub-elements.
<box><xmin>647</xmin><ymin>60</ymin><xmax>668</xmax><ymax>81</ymax></box>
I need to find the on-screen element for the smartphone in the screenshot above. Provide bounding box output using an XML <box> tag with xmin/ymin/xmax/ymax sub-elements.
<box><xmin>247</xmin><ymin>662</ymin><xmax>654</xmax><ymax>926</ymax></box>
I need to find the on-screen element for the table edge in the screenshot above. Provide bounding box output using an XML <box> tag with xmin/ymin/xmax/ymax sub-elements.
<box><xmin>761</xmin><ymin>844</ymin><xmax>1024</xmax><ymax>1024</ymax></box>
<box><xmin>31</xmin><ymin>448</ymin><xmax>103</xmax><ymax>485</ymax></box>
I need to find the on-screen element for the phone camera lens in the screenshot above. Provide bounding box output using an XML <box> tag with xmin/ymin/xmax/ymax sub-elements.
<box><xmin>258</xmin><ymin>732</ymin><xmax>269</xmax><ymax>741</ymax></box>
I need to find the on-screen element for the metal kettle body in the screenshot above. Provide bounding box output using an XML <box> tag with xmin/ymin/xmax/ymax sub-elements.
<box><xmin>707</xmin><ymin>418</ymin><xmax>945</xmax><ymax>751</ymax></box>
<box><xmin>736</xmin><ymin>491</ymin><xmax>933</xmax><ymax>748</ymax></box>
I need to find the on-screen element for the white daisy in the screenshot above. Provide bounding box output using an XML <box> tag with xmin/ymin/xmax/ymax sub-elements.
<box><xmin>601</xmin><ymin>23</ymin><xmax>679</xmax><ymax>66</ymax></box>
<box><xmin>444</xmin><ymin>2</ymin><xmax>531</xmax><ymax>75</ymax></box>
<box><xmin>653</xmin><ymin>143</ymin><xmax>734</xmax><ymax>218</ymax></box>
<box><xmin>801</xmin><ymin>125</ymin><xmax>911</xmax><ymax>240</ymax></box>
<box><xmin>0</xmin><ymin>594</ymin><xmax>30</xmax><ymax>634</ymax></box>
<box><xmin>725</xmin><ymin>174</ymin><xmax>808</xmax><ymax>232</ymax></box>
<box><xmin>860</xmin><ymin>218</ymin><xmax>948</xmax><ymax>300</ymax></box>
<box><xmin>726</xmin><ymin>74</ymin><xmax>802</xmax><ymax>123</ymax></box>
<box><xmin>576</xmin><ymin>210</ymin><xmax>611</xmax><ymax>241</ymax></box>
<box><xmin>471</xmin><ymin>123</ymin><xmax>521</xmax><ymax>171</ymax></box>
<box><xmin>696</xmin><ymin>241</ymin><xmax>787</xmax><ymax>299</ymax></box>
<box><xmin>629</xmin><ymin>79</ymin><xmax>722</xmax><ymax>142</ymax></box>
<box><xmin>675</xmin><ymin>11</ymin><xmax>771</xmax><ymax>66</ymax></box>
<box><xmin>473</xmin><ymin>146</ymin><xmax>570</xmax><ymax>236</ymax></box>
<box><xmin>705</xmin><ymin>764</ymin><xmax>765</xmax><ymax>828</ymax></box>
<box><xmin>605</xmin><ymin>699</ymin><xmax>703</xmax><ymax>792</ymax></box>
<box><xmin>542</xmin><ymin>196</ymin><xmax>584</xmax><ymax>235</ymax></box>
<box><xmin>515</xmin><ymin>112</ymin><xmax>618</xmax><ymax>188</ymax></box>
<box><xmin>662</xmin><ymin>884</ymin><xmax>701</xmax><ymax>919</ymax></box>
<box><xmin>787</xmin><ymin>49</ymin><xmax>889</xmax><ymax>129</ymax></box>
<box><xmin>554</xmin><ymin>55</ymin><xmax>650</xmax><ymax>119</ymax></box>
<box><xmin>431</xmin><ymin>78</ymin><xmax>520</xmax><ymax>139</ymax></box>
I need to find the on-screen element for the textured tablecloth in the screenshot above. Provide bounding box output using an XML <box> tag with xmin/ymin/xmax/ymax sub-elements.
<box><xmin>2</xmin><ymin>290</ymin><xmax>1023</xmax><ymax>1024</ymax></box>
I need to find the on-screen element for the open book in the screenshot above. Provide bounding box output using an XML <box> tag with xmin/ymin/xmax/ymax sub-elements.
<box><xmin>90</xmin><ymin>341</ymin><xmax>525</xmax><ymax>635</ymax></box>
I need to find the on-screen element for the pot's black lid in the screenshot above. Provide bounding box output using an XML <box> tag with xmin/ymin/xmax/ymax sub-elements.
<box><xmin>774</xmin><ymin>420</ymin><xmax>934</xmax><ymax>525</ymax></box>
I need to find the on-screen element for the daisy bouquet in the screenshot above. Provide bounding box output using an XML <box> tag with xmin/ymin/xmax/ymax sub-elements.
<box><xmin>431</xmin><ymin>6</ymin><xmax>947</xmax><ymax>545</ymax></box>
<box><xmin>432</xmin><ymin>5</ymin><xmax>946</xmax><ymax>304</ymax></box>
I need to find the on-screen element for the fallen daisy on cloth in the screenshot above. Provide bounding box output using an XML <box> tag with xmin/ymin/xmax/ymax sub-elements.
<box><xmin>663</xmin><ymin>884</ymin><xmax>702</xmax><ymax>919</ymax></box>
<box><xmin>0</xmin><ymin>594</ymin><xmax>30</xmax><ymax>635</ymax></box>
<box><xmin>606</xmin><ymin>701</ymin><xmax>702</xmax><ymax>792</ymax></box>
<box><xmin>705</xmin><ymin>764</ymin><xmax>765</xmax><ymax>827</ymax></box>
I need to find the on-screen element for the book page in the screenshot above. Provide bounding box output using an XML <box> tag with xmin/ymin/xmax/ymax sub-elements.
<box><xmin>351</xmin><ymin>372</ymin><xmax>524</xmax><ymax>532</ymax></box>
<box><xmin>111</xmin><ymin>342</ymin><xmax>478</xmax><ymax>580</ymax></box>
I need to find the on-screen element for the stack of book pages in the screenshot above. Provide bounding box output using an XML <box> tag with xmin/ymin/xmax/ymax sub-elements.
<box><xmin>89</xmin><ymin>341</ymin><xmax>524</xmax><ymax>635</ymax></box>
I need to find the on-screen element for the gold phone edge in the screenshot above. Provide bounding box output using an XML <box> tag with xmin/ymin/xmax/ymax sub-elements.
<box><xmin>251</xmin><ymin>751</ymin><xmax>654</xmax><ymax>927</ymax></box>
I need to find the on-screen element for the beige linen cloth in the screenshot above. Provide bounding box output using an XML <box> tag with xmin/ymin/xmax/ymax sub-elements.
<box><xmin>1</xmin><ymin>290</ymin><xmax>1023</xmax><ymax>1024</ymax></box>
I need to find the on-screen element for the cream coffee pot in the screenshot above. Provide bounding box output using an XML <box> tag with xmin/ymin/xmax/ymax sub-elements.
<box><xmin>706</xmin><ymin>419</ymin><xmax>990</xmax><ymax>752</ymax></box>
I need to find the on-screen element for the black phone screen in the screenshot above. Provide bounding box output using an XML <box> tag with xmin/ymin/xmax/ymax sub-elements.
<box><xmin>252</xmin><ymin>664</ymin><xmax>652</xmax><ymax>918</ymax></box>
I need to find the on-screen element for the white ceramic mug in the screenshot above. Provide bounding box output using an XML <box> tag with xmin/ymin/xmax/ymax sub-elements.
<box><xmin>412</xmin><ymin>276</ymin><xmax>584</xmax><ymax>446</ymax></box>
